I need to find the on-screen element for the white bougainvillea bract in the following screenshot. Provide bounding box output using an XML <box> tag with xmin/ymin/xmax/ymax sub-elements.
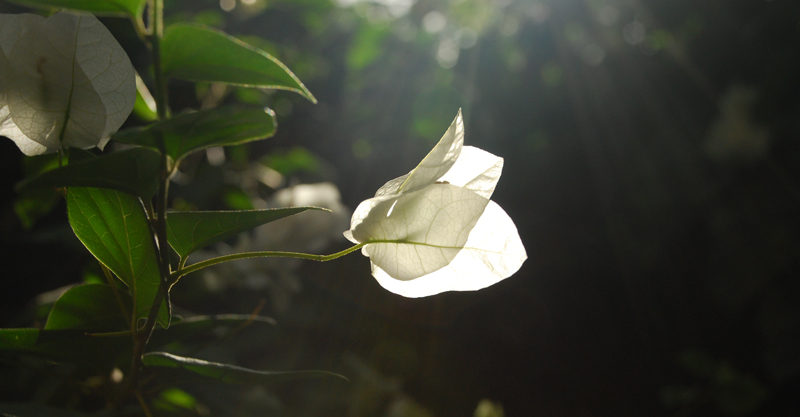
<box><xmin>344</xmin><ymin>110</ymin><xmax>527</xmax><ymax>297</ymax></box>
<box><xmin>0</xmin><ymin>12</ymin><xmax>135</xmax><ymax>155</ymax></box>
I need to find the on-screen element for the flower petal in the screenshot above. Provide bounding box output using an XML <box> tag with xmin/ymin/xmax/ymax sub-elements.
<box><xmin>438</xmin><ymin>146</ymin><xmax>504</xmax><ymax>199</ymax></box>
<box><xmin>4</xmin><ymin>13</ymin><xmax>134</xmax><ymax>154</ymax></box>
<box><xmin>375</xmin><ymin>109</ymin><xmax>464</xmax><ymax>196</ymax></box>
<box><xmin>0</xmin><ymin>14</ymin><xmax>47</xmax><ymax>156</ymax></box>
<box><xmin>370</xmin><ymin>201</ymin><xmax>527</xmax><ymax>297</ymax></box>
<box><xmin>354</xmin><ymin>183</ymin><xmax>489</xmax><ymax>281</ymax></box>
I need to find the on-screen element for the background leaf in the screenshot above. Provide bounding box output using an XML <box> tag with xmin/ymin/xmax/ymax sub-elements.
<box><xmin>142</xmin><ymin>352</ymin><xmax>347</xmax><ymax>385</ymax></box>
<box><xmin>6</xmin><ymin>0</ymin><xmax>146</xmax><ymax>17</ymax></box>
<box><xmin>44</xmin><ymin>284</ymin><xmax>132</xmax><ymax>333</ymax></box>
<box><xmin>67</xmin><ymin>188</ymin><xmax>169</xmax><ymax>327</ymax></box>
<box><xmin>161</xmin><ymin>24</ymin><xmax>316</xmax><ymax>103</ymax></box>
<box><xmin>166</xmin><ymin>207</ymin><xmax>324</xmax><ymax>259</ymax></box>
<box><xmin>16</xmin><ymin>148</ymin><xmax>161</xmax><ymax>199</ymax></box>
<box><xmin>148</xmin><ymin>314</ymin><xmax>276</xmax><ymax>351</ymax></box>
<box><xmin>113</xmin><ymin>106</ymin><xmax>276</xmax><ymax>162</ymax></box>
<box><xmin>133</xmin><ymin>73</ymin><xmax>158</xmax><ymax>122</ymax></box>
<box><xmin>0</xmin><ymin>328</ymin><xmax>130</xmax><ymax>372</ymax></box>
<box><xmin>0</xmin><ymin>402</ymin><xmax>95</xmax><ymax>417</ymax></box>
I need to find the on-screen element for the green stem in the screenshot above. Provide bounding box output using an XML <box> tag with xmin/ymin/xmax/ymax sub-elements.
<box><xmin>123</xmin><ymin>0</ymin><xmax>170</xmax><ymax>401</ymax></box>
<box><xmin>170</xmin><ymin>243</ymin><xmax>366</xmax><ymax>282</ymax></box>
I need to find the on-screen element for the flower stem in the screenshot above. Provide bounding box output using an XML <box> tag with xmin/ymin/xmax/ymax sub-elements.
<box><xmin>170</xmin><ymin>243</ymin><xmax>366</xmax><ymax>282</ymax></box>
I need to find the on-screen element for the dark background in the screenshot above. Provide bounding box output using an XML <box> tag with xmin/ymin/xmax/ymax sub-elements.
<box><xmin>1</xmin><ymin>0</ymin><xmax>799</xmax><ymax>416</ymax></box>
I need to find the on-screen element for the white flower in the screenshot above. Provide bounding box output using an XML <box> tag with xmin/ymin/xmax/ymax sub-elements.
<box><xmin>0</xmin><ymin>13</ymin><xmax>135</xmax><ymax>155</ymax></box>
<box><xmin>344</xmin><ymin>110</ymin><xmax>527</xmax><ymax>297</ymax></box>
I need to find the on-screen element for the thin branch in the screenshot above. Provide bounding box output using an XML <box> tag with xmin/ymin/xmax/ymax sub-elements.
<box><xmin>170</xmin><ymin>243</ymin><xmax>366</xmax><ymax>282</ymax></box>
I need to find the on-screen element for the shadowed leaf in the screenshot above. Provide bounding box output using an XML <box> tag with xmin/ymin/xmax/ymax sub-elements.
<box><xmin>0</xmin><ymin>403</ymin><xmax>95</xmax><ymax>417</ymax></box>
<box><xmin>143</xmin><ymin>352</ymin><xmax>347</xmax><ymax>385</ymax></box>
<box><xmin>16</xmin><ymin>148</ymin><xmax>161</xmax><ymax>199</ymax></box>
<box><xmin>113</xmin><ymin>105</ymin><xmax>276</xmax><ymax>162</ymax></box>
<box><xmin>0</xmin><ymin>328</ymin><xmax>130</xmax><ymax>372</ymax></box>
<box><xmin>148</xmin><ymin>314</ymin><xmax>276</xmax><ymax>349</ymax></box>
<box><xmin>45</xmin><ymin>284</ymin><xmax>132</xmax><ymax>333</ymax></box>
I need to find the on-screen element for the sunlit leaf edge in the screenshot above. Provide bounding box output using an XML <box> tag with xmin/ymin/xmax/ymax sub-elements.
<box><xmin>161</xmin><ymin>23</ymin><xmax>316</xmax><ymax>103</ymax></box>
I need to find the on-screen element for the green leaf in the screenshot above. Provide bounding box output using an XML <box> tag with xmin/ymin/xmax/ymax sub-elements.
<box><xmin>148</xmin><ymin>314</ymin><xmax>276</xmax><ymax>350</ymax></box>
<box><xmin>16</xmin><ymin>148</ymin><xmax>161</xmax><ymax>200</ymax></box>
<box><xmin>161</xmin><ymin>24</ymin><xmax>316</xmax><ymax>103</ymax></box>
<box><xmin>44</xmin><ymin>284</ymin><xmax>132</xmax><ymax>333</ymax></box>
<box><xmin>0</xmin><ymin>403</ymin><xmax>95</xmax><ymax>417</ymax></box>
<box><xmin>143</xmin><ymin>352</ymin><xmax>347</xmax><ymax>385</ymax></box>
<box><xmin>0</xmin><ymin>328</ymin><xmax>130</xmax><ymax>372</ymax></box>
<box><xmin>66</xmin><ymin>188</ymin><xmax>169</xmax><ymax>328</ymax></box>
<box><xmin>112</xmin><ymin>105</ymin><xmax>276</xmax><ymax>162</ymax></box>
<box><xmin>6</xmin><ymin>0</ymin><xmax>147</xmax><ymax>17</ymax></box>
<box><xmin>166</xmin><ymin>207</ymin><xmax>325</xmax><ymax>259</ymax></box>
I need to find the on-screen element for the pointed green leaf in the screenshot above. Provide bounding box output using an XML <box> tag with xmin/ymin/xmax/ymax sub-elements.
<box><xmin>45</xmin><ymin>284</ymin><xmax>132</xmax><ymax>333</ymax></box>
<box><xmin>166</xmin><ymin>207</ymin><xmax>325</xmax><ymax>259</ymax></box>
<box><xmin>16</xmin><ymin>148</ymin><xmax>161</xmax><ymax>199</ymax></box>
<box><xmin>113</xmin><ymin>105</ymin><xmax>276</xmax><ymax>162</ymax></box>
<box><xmin>6</xmin><ymin>0</ymin><xmax>147</xmax><ymax>17</ymax></box>
<box><xmin>0</xmin><ymin>328</ymin><xmax>130</xmax><ymax>372</ymax></box>
<box><xmin>143</xmin><ymin>352</ymin><xmax>347</xmax><ymax>385</ymax></box>
<box><xmin>67</xmin><ymin>187</ymin><xmax>169</xmax><ymax>328</ymax></box>
<box><xmin>148</xmin><ymin>314</ymin><xmax>276</xmax><ymax>349</ymax></box>
<box><xmin>161</xmin><ymin>24</ymin><xmax>316</xmax><ymax>103</ymax></box>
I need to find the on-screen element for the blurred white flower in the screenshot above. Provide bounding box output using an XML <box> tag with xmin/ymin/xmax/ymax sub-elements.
<box><xmin>0</xmin><ymin>13</ymin><xmax>135</xmax><ymax>156</ymax></box>
<box><xmin>344</xmin><ymin>110</ymin><xmax>526</xmax><ymax>297</ymax></box>
<box><xmin>255</xmin><ymin>182</ymin><xmax>350</xmax><ymax>253</ymax></box>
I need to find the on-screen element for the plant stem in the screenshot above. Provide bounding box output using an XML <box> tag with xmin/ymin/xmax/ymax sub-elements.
<box><xmin>124</xmin><ymin>0</ymin><xmax>170</xmax><ymax>401</ymax></box>
<box><xmin>170</xmin><ymin>243</ymin><xmax>366</xmax><ymax>282</ymax></box>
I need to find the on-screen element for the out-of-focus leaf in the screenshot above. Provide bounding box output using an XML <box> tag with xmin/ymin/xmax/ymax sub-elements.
<box><xmin>161</xmin><ymin>24</ymin><xmax>316</xmax><ymax>103</ymax></box>
<box><xmin>223</xmin><ymin>189</ymin><xmax>254</xmax><ymax>210</ymax></box>
<box><xmin>113</xmin><ymin>106</ymin><xmax>276</xmax><ymax>162</ymax></box>
<box><xmin>14</xmin><ymin>188</ymin><xmax>59</xmax><ymax>230</ymax></box>
<box><xmin>16</xmin><ymin>148</ymin><xmax>161</xmax><ymax>200</ymax></box>
<box><xmin>143</xmin><ymin>352</ymin><xmax>347</xmax><ymax>385</ymax></box>
<box><xmin>6</xmin><ymin>0</ymin><xmax>146</xmax><ymax>17</ymax></box>
<box><xmin>0</xmin><ymin>328</ymin><xmax>130</xmax><ymax>371</ymax></box>
<box><xmin>261</xmin><ymin>147</ymin><xmax>320</xmax><ymax>176</ymax></box>
<box><xmin>148</xmin><ymin>314</ymin><xmax>276</xmax><ymax>349</ymax></box>
<box><xmin>133</xmin><ymin>73</ymin><xmax>158</xmax><ymax>122</ymax></box>
<box><xmin>44</xmin><ymin>284</ymin><xmax>132</xmax><ymax>333</ymax></box>
<box><xmin>0</xmin><ymin>403</ymin><xmax>94</xmax><ymax>417</ymax></box>
<box><xmin>157</xmin><ymin>388</ymin><xmax>197</xmax><ymax>410</ymax></box>
<box><xmin>13</xmin><ymin>154</ymin><xmax>62</xmax><ymax>229</ymax></box>
<box><xmin>67</xmin><ymin>187</ymin><xmax>169</xmax><ymax>327</ymax></box>
<box><xmin>166</xmin><ymin>207</ymin><xmax>324</xmax><ymax>259</ymax></box>
<box><xmin>347</xmin><ymin>24</ymin><xmax>389</xmax><ymax>70</ymax></box>
<box><xmin>0</xmin><ymin>13</ymin><xmax>136</xmax><ymax>155</ymax></box>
